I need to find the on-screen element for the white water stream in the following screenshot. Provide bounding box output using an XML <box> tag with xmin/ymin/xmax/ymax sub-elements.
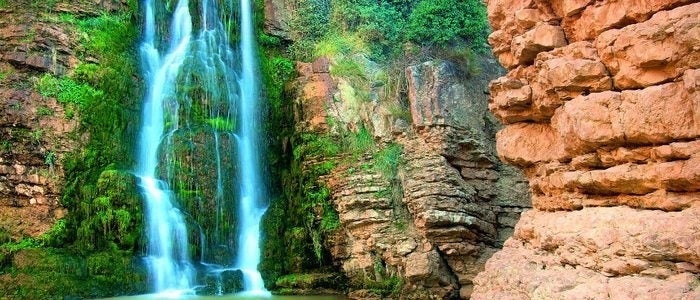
<box><xmin>135</xmin><ymin>0</ymin><xmax>268</xmax><ymax>295</ymax></box>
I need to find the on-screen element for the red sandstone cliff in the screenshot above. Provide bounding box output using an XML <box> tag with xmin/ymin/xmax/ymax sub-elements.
<box><xmin>473</xmin><ymin>0</ymin><xmax>700</xmax><ymax>298</ymax></box>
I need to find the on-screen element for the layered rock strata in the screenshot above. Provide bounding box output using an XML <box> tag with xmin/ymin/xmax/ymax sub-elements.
<box><xmin>293</xmin><ymin>57</ymin><xmax>530</xmax><ymax>298</ymax></box>
<box><xmin>473</xmin><ymin>1</ymin><xmax>700</xmax><ymax>298</ymax></box>
<box><xmin>0</xmin><ymin>3</ymin><xmax>84</xmax><ymax>238</ymax></box>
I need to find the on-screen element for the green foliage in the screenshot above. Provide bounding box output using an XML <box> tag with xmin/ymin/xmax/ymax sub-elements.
<box><xmin>0</xmin><ymin>0</ymin><xmax>6</xmax><ymax>8</ymax></box>
<box><xmin>56</xmin><ymin>6</ymin><xmax>141</xmax><ymax>256</ymax></box>
<box><xmin>71</xmin><ymin>170</ymin><xmax>143</xmax><ymax>253</ymax></box>
<box><xmin>44</xmin><ymin>151</ymin><xmax>57</xmax><ymax>167</ymax></box>
<box><xmin>374</xmin><ymin>143</ymin><xmax>403</xmax><ymax>178</ymax></box>
<box><xmin>260</xmin><ymin>54</ymin><xmax>295</xmax><ymax>128</ymax></box>
<box><xmin>0</xmin><ymin>139</ymin><xmax>11</xmax><ymax>153</ymax></box>
<box><xmin>293</xmin><ymin>133</ymin><xmax>341</xmax><ymax>160</ymax></box>
<box><xmin>348</xmin><ymin>126</ymin><xmax>374</xmax><ymax>154</ymax></box>
<box><xmin>289</xmin><ymin>0</ymin><xmax>489</xmax><ymax>61</ymax></box>
<box><xmin>0</xmin><ymin>238</ymin><xmax>40</xmax><ymax>253</ymax></box>
<box><xmin>406</xmin><ymin>0</ymin><xmax>489</xmax><ymax>47</ymax></box>
<box><xmin>331</xmin><ymin>0</ymin><xmax>410</xmax><ymax>58</ymax></box>
<box><xmin>1</xmin><ymin>3</ymin><xmax>146</xmax><ymax>299</ymax></box>
<box><xmin>206</xmin><ymin>117</ymin><xmax>235</xmax><ymax>131</ymax></box>
<box><xmin>288</xmin><ymin>0</ymin><xmax>331</xmax><ymax>60</ymax></box>
<box><xmin>365</xmin><ymin>275</ymin><xmax>403</xmax><ymax>297</ymax></box>
<box><xmin>36</xmin><ymin>106</ymin><xmax>54</xmax><ymax>117</ymax></box>
<box><xmin>0</xmin><ymin>248</ymin><xmax>146</xmax><ymax>299</ymax></box>
<box><xmin>258</xmin><ymin>32</ymin><xmax>282</xmax><ymax>47</ymax></box>
<box><xmin>29</xmin><ymin>129</ymin><xmax>43</xmax><ymax>145</ymax></box>
<box><xmin>314</xmin><ymin>33</ymin><xmax>368</xmax><ymax>58</ymax></box>
<box><xmin>330</xmin><ymin>57</ymin><xmax>365</xmax><ymax>79</ymax></box>
<box><xmin>39</xmin><ymin>219</ymin><xmax>68</xmax><ymax>247</ymax></box>
<box><xmin>35</xmin><ymin>74</ymin><xmax>104</xmax><ymax>110</ymax></box>
<box><xmin>275</xmin><ymin>273</ymin><xmax>345</xmax><ymax>290</ymax></box>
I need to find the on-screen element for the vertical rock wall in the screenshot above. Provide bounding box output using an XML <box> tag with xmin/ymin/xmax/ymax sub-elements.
<box><xmin>291</xmin><ymin>55</ymin><xmax>531</xmax><ymax>298</ymax></box>
<box><xmin>0</xmin><ymin>3</ymin><xmax>82</xmax><ymax>239</ymax></box>
<box><xmin>474</xmin><ymin>1</ymin><xmax>700</xmax><ymax>298</ymax></box>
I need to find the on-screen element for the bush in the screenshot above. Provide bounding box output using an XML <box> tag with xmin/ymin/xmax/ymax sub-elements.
<box><xmin>35</xmin><ymin>74</ymin><xmax>104</xmax><ymax>110</ymax></box>
<box><xmin>406</xmin><ymin>0</ymin><xmax>489</xmax><ymax>48</ymax></box>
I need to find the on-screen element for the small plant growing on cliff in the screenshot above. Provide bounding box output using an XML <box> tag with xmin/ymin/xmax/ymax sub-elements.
<box><xmin>36</xmin><ymin>106</ymin><xmax>54</xmax><ymax>117</ymax></box>
<box><xmin>206</xmin><ymin>117</ymin><xmax>235</xmax><ymax>131</ymax></box>
<box><xmin>348</xmin><ymin>126</ymin><xmax>374</xmax><ymax>155</ymax></box>
<box><xmin>29</xmin><ymin>129</ymin><xmax>43</xmax><ymax>145</ymax></box>
<box><xmin>0</xmin><ymin>140</ymin><xmax>11</xmax><ymax>153</ymax></box>
<box><xmin>44</xmin><ymin>151</ymin><xmax>57</xmax><ymax>167</ymax></box>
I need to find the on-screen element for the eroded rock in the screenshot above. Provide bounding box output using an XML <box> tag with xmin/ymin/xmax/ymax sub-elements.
<box><xmin>476</xmin><ymin>1</ymin><xmax>700</xmax><ymax>298</ymax></box>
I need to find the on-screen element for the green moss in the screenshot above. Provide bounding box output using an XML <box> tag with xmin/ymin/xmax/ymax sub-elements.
<box><xmin>206</xmin><ymin>116</ymin><xmax>235</xmax><ymax>131</ymax></box>
<box><xmin>275</xmin><ymin>272</ymin><xmax>345</xmax><ymax>290</ymax></box>
<box><xmin>70</xmin><ymin>169</ymin><xmax>143</xmax><ymax>253</ymax></box>
<box><xmin>348</xmin><ymin>126</ymin><xmax>374</xmax><ymax>155</ymax></box>
<box><xmin>35</xmin><ymin>74</ymin><xmax>103</xmax><ymax>111</ymax></box>
<box><xmin>374</xmin><ymin>143</ymin><xmax>403</xmax><ymax>178</ymax></box>
<box><xmin>0</xmin><ymin>248</ymin><xmax>146</xmax><ymax>299</ymax></box>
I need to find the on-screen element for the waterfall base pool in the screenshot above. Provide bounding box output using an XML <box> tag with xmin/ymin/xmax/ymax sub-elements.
<box><xmin>104</xmin><ymin>295</ymin><xmax>346</xmax><ymax>300</ymax></box>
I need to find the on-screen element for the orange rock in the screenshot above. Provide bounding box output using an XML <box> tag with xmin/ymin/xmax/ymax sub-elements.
<box><xmin>553</xmin><ymin>71</ymin><xmax>699</xmax><ymax>155</ymax></box>
<box><xmin>480</xmin><ymin>1</ymin><xmax>700</xmax><ymax>298</ymax></box>
<box><xmin>496</xmin><ymin>123</ymin><xmax>567</xmax><ymax>166</ymax></box>
<box><xmin>562</xmin><ymin>0</ymin><xmax>695</xmax><ymax>42</ymax></box>
<box><xmin>595</xmin><ymin>3</ymin><xmax>700</xmax><ymax>89</ymax></box>
<box><xmin>512</xmin><ymin>23</ymin><xmax>567</xmax><ymax>65</ymax></box>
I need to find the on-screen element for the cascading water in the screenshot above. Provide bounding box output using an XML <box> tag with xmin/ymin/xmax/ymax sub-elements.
<box><xmin>135</xmin><ymin>0</ymin><xmax>268</xmax><ymax>295</ymax></box>
<box><xmin>235</xmin><ymin>0</ymin><xmax>269</xmax><ymax>294</ymax></box>
<box><xmin>136</xmin><ymin>0</ymin><xmax>195</xmax><ymax>294</ymax></box>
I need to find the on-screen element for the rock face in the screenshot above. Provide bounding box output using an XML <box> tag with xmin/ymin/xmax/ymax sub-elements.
<box><xmin>0</xmin><ymin>0</ymin><xmax>131</xmax><ymax>240</ymax></box>
<box><xmin>0</xmin><ymin>4</ymin><xmax>86</xmax><ymax>239</ymax></box>
<box><xmin>263</xmin><ymin>0</ymin><xmax>293</xmax><ymax>40</ymax></box>
<box><xmin>474</xmin><ymin>1</ymin><xmax>700</xmax><ymax>298</ymax></box>
<box><xmin>292</xmin><ymin>56</ymin><xmax>530</xmax><ymax>298</ymax></box>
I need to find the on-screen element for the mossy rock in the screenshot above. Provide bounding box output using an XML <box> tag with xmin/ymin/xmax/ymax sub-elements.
<box><xmin>276</xmin><ymin>272</ymin><xmax>345</xmax><ymax>289</ymax></box>
<box><xmin>0</xmin><ymin>248</ymin><xmax>147</xmax><ymax>299</ymax></box>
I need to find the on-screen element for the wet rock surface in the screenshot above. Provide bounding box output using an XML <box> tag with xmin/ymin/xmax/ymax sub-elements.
<box><xmin>474</xmin><ymin>1</ymin><xmax>700</xmax><ymax>298</ymax></box>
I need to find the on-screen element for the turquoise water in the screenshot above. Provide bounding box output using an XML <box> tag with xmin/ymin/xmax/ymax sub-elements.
<box><xmin>103</xmin><ymin>295</ymin><xmax>346</xmax><ymax>300</ymax></box>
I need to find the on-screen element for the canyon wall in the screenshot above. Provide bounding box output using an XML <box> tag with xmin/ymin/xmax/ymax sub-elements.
<box><xmin>0</xmin><ymin>1</ymin><xmax>148</xmax><ymax>298</ymax></box>
<box><xmin>473</xmin><ymin>0</ymin><xmax>700</xmax><ymax>298</ymax></box>
<box><xmin>0</xmin><ymin>1</ymin><xmax>94</xmax><ymax>241</ymax></box>
<box><xmin>289</xmin><ymin>53</ymin><xmax>530</xmax><ymax>298</ymax></box>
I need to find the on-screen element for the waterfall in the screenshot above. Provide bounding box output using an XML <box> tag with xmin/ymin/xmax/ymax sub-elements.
<box><xmin>135</xmin><ymin>0</ymin><xmax>268</xmax><ymax>295</ymax></box>
<box><xmin>136</xmin><ymin>0</ymin><xmax>195</xmax><ymax>294</ymax></box>
<box><xmin>235</xmin><ymin>0</ymin><xmax>270</xmax><ymax>294</ymax></box>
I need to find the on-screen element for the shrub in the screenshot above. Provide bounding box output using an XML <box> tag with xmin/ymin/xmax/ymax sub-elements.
<box><xmin>406</xmin><ymin>0</ymin><xmax>489</xmax><ymax>48</ymax></box>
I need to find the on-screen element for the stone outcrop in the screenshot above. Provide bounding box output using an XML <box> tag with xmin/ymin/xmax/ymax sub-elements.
<box><xmin>0</xmin><ymin>0</ymin><xmax>128</xmax><ymax>240</ymax></box>
<box><xmin>263</xmin><ymin>0</ymin><xmax>293</xmax><ymax>40</ymax></box>
<box><xmin>474</xmin><ymin>1</ymin><xmax>700</xmax><ymax>298</ymax></box>
<box><xmin>293</xmin><ymin>55</ymin><xmax>530</xmax><ymax>298</ymax></box>
<box><xmin>0</xmin><ymin>4</ymin><xmax>87</xmax><ymax>239</ymax></box>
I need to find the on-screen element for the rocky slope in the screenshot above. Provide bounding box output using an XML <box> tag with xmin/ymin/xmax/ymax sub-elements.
<box><xmin>473</xmin><ymin>0</ymin><xmax>700</xmax><ymax>298</ymax></box>
<box><xmin>0</xmin><ymin>1</ymin><xmax>84</xmax><ymax>241</ymax></box>
<box><xmin>289</xmin><ymin>50</ymin><xmax>530</xmax><ymax>298</ymax></box>
<box><xmin>0</xmin><ymin>1</ymin><xmax>148</xmax><ymax>298</ymax></box>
